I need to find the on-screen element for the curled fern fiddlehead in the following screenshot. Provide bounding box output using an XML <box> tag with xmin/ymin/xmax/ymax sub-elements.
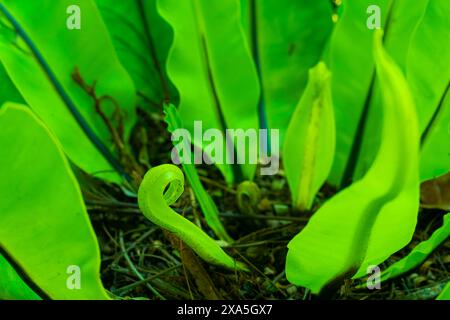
<box><xmin>138</xmin><ymin>164</ymin><xmax>247</xmax><ymax>271</ymax></box>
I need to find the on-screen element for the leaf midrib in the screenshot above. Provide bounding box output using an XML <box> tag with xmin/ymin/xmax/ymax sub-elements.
<box><xmin>137</xmin><ymin>0</ymin><xmax>171</xmax><ymax>103</ymax></box>
<box><xmin>190</xmin><ymin>0</ymin><xmax>244</xmax><ymax>181</ymax></box>
<box><xmin>421</xmin><ymin>80</ymin><xmax>450</xmax><ymax>145</ymax></box>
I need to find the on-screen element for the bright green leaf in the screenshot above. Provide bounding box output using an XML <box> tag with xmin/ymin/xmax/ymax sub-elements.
<box><xmin>407</xmin><ymin>0</ymin><xmax>450</xmax><ymax>133</ymax></box>
<box><xmin>157</xmin><ymin>0</ymin><xmax>260</xmax><ymax>183</ymax></box>
<box><xmin>379</xmin><ymin>213</ymin><xmax>449</xmax><ymax>282</ymax></box>
<box><xmin>420</xmin><ymin>88</ymin><xmax>450</xmax><ymax>181</ymax></box>
<box><xmin>96</xmin><ymin>0</ymin><xmax>178</xmax><ymax>109</ymax></box>
<box><xmin>352</xmin><ymin>0</ymin><xmax>430</xmax><ymax>181</ymax></box>
<box><xmin>0</xmin><ymin>253</ymin><xmax>41</xmax><ymax>300</ymax></box>
<box><xmin>283</xmin><ymin>62</ymin><xmax>335</xmax><ymax>211</ymax></box>
<box><xmin>0</xmin><ymin>0</ymin><xmax>136</xmax><ymax>183</ymax></box>
<box><xmin>0</xmin><ymin>62</ymin><xmax>23</xmax><ymax>105</ymax></box>
<box><xmin>326</xmin><ymin>0</ymin><xmax>390</xmax><ymax>186</ymax></box>
<box><xmin>240</xmin><ymin>0</ymin><xmax>333</xmax><ymax>145</ymax></box>
<box><xmin>0</xmin><ymin>103</ymin><xmax>110</xmax><ymax>299</ymax></box>
<box><xmin>354</xmin><ymin>0</ymin><xmax>450</xmax><ymax>182</ymax></box>
<box><xmin>286</xmin><ymin>31</ymin><xmax>420</xmax><ymax>294</ymax></box>
<box><xmin>437</xmin><ymin>282</ymin><xmax>450</xmax><ymax>300</ymax></box>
